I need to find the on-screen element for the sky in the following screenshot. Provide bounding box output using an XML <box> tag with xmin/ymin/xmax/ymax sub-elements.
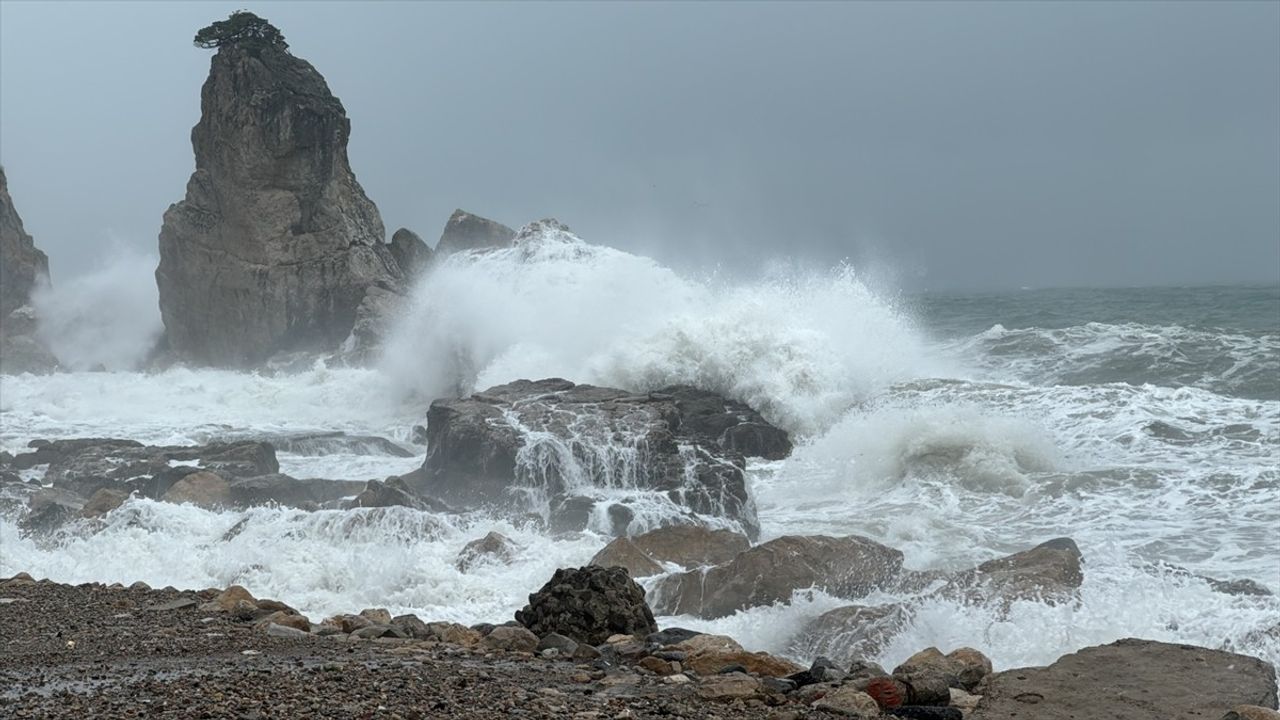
<box><xmin>1</xmin><ymin>0</ymin><xmax>1277</xmax><ymax>291</ymax></box>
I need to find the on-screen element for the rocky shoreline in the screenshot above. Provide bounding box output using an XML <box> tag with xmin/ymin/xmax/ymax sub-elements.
<box><xmin>1</xmin><ymin>571</ymin><xmax>1276</xmax><ymax>719</ymax></box>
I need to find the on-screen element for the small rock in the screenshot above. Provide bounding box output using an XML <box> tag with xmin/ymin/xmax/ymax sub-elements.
<box><xmin>358</xmin><ymin>607</ymin><xmax>392</xmax><ymax>625</ymax></box>
<box><xmin>536</xmin><ymin>632</ymin><xmax>580</xmax><ymax>655</ymax></box>
<box><xmin>265</xmin><ymin>622</ymin><xmax>308</xmax><ymax>639</ymax></box>
<box><xmin>664</xmin><ymin>673</ymin><xmax>692</xmax><ymax>685</ymax></box>
<box><xmin>456</xmin><ymin>531</ymin><xmax>520</xmax><ymax>572</ymax></box>
<box><xmin>697</xmin><ymin>672</ymin><xmax>761</xmax><ymax>700</ymax></box>
<box><xmin>949</xmin><ymin>687</ymin><xmax>981</xmax><ymax>712</ymax></box>
<box><xmin>637</xmin><ymin>656</ymin><xmax>676</xmax><ymax>675</ymax></box>
<box><xmin>149</xmin><ymin>597</ymin><xmax>198</xmax><ymax>611</ymax></box>
<box><xmin>812</xmin><ymin>686</ymin><xmax>881</xmax><ymax>718</ymax></box>
<box><xmin>199</xmin><ymin>585</ymin><xmax>256</xmax><ymax>613</ymax></box>
<box><xmin>1224</xmin><ymin>707</ymin><xmax>1280</xmax><ymax>720</ymax></box>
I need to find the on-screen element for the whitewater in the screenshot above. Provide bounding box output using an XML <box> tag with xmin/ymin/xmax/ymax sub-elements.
<box><xmin>1</xmin><ymin>229</ymin><xmax>1277</xmax><ymax>676</ymax></box>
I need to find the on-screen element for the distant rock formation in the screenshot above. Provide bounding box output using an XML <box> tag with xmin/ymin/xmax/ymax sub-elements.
<box><xmin>436</xmin><ymin>209</ymin><xmax>515</xmax><ymax>256</ymax></box>
<box><xmin>0</xmin><ymin>167</ymin><xmax>49</xmax><ymax>320</ymax></box>
<box><xmin>0</xmin><ymin>167</ymin><xmax>57</xmax><ymax>374</ymax></box>
<box><xmin>388</xmin><ymin>228</ymin><xmax>432</xmax><ymax>279</ymax></box>
<box><xmin>155</xmin><ymin>32</ymin><xmax>404</xmax><ymax>366</ymax></box>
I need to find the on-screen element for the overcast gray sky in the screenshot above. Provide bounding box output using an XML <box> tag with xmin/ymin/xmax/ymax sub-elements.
<box><xmin>1</xmin><ymin>1</ymin><xmax>1277</xmax><ymax>291</ymax></box>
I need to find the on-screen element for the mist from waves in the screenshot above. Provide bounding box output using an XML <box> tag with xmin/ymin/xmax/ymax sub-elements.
<box><xmin>30</xmin><ymin>243</ymin><xmax>163</xmax><ymax>371</ymax></box>
<box><xmin>379</xmin><ymin>223</ymin><xmax>942</xmax><ymax>438</ymax></box>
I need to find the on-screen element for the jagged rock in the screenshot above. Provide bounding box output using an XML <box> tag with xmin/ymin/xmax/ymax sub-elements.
<box><xmin>941</xmin><ymin>538</ymin><xmax>1083</xmax><ymax>605</ymax></box>
<box><xmin>389</xmin><ymin>228</ymin><xmax>432</xmax><ymax>277</ymax></box>
<box><xmin>789</xmin><ymin>603</ymin><xmax>911</xmax><ymax>667</ymax></box>
<box><xmin>589</xmin><ymin>537</ymin><xmax>664</xmax><ymax>578</ymax></box>
<box><xmin>971</xmin><ymin>639</ymin><xmax>1278</xmax><ymax>719</ymax></box>
<box><xmin>18</xmin><ymin>488</ymin><xmax>84</xmax><ymax>536</ymax></box>
<box><xmin>455</xmin><ymin>531</ymin><xmax>519</xmax><ymax>572</ymax></box>
<box><xmin>0</xmin><ymin>167</ymin><xmax>49</xmax><ymax>320</ymax></box>
<box><xmin>515</xmin><ymin>566</ymin><xmax>657</xmax><ymax>645</ymax></box>
<box><xmin>346</xmin><ymin>477</ymin><xmax>445</xmax><ymax>512</ymax></box>
<box><xmin>435</xmin><ymin>209</ymin><xmax>515</xmax><ymax>256</ymax></box>
<box><xmin>415</xmin><ymin>379</ymin><xmax>787</xmax><ymax>537</ymax></box>
<box><xmin>156</xmin><ymin>35</ymin><xmax>404</xmax><ymax>366</ymax></box>
<box><xmin>649</xmin><ymin>535</ymin><xmax>904</xmax><ymax>618</ymax></box>
<box><xmin>659</xmin><ymin>386</ymin><xmax>792</xmax><ymax>460</ymax></box>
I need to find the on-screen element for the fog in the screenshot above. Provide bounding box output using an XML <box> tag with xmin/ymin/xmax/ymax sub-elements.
<box><xmin>2</xmin><ymin>0</ymin><xmax>1277</xmax><ymax>291</ymax></box>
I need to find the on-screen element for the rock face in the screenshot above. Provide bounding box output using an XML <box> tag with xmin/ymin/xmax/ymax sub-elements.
<box><xmin>388</xmin><ymin>228</ymin><xmax>432</xmax><ymax>279</ymax></box>
<box><xmin>414</xmin><ymin>379</ymin><xmax>791</xmax><ymax>537</ymax></box>
<box><xmin>435</xmin><ymin>209</ymin><xmax>515</xmax><ymax>256</ymax></box>
<box><xmin>0</xmin><ymin>167</ymin><xmax>49</xmax><ymax>320</ymax></box>
<box><xmin>972</xmin><ymin>639</ymin><xmax>1278</xmax><ymax>719</ymax></box>
<box><xmin>155</xmin><ymin>39</ymin><xmax>403</xmax><ymax>366</ymax></box>
<box><xmin>648</xmin><ymin>535</ymin><xmax>904</xmax><ymax>618</ymax></box>
<box><xmin>515</xmin><ymin>566</ymin><xmax>657</xmax><ymax>645</ymax></box>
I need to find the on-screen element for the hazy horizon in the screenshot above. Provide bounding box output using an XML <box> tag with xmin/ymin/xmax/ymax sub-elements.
<box><xmin>2</xmin><ymin>0</ymin><xmax>1277</xmax><ymax>292</ymax></box>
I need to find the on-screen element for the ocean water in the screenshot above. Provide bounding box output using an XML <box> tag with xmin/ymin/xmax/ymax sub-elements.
<box><xmin>1</xmin><ymin>230</ymin><xmax>1277</xmax><ymax>675</ymax></box>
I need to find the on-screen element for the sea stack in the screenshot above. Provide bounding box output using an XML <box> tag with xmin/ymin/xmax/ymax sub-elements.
<box><xmin>0</xmin><ymin>167</ymin><xmax>49</xmax><ymax>321</ymax></box>
<box><xmin>155</xmin><ymin>13</ymin><xmax>403</xmax><ymax>366</ymax></box>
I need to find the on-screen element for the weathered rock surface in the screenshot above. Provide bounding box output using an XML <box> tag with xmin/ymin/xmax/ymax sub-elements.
<box><xmin>649</xmin><ymin>535</ymin><xmax>904</xmax><ymax>618</ymax></box>
<box><xmin>416</xmin><ymin>379</ymin><xmax>790</xmax><ymax>537</ymax></box>
<box><xmin>971</xmin><ymin>639</ymin><xmax>1278</xmax><ymax>719</ymax></box>
<box><xmin>589</xmin><ymin>537</ymin><xmax>665</xmax><ymax>578</ymax></box>
<box><xmin>388</xmin><ymin>228</ymin><xmax>432</xmax><ymax>278</ymax></box>
<box><xmin>435</xmin><ymin>209</ymin><xmax>515</xmax><ymax>256</ymax></box>
<box><xmin>0</xmin><ymin>167</ymin><xmax>49</xmax><ymax>320</ymax></box>
<box><xmin>630</xmin><ymin>525</ymin><xmax>751</xmax><ymax>568</ymax></box>
<box><xmin>155</xmin><ymin>38</ymin><xmax>404</xmax><ymax>366</ymax></box>
<box><xmin>941</xmin><ymin>537</ymin><xmax>1083</xmax><ymax>605</ymax></box>
<box><xmin>515</xmin><ymin>566</ymin><xmax>657</xmax><ymax>645</ymax></box>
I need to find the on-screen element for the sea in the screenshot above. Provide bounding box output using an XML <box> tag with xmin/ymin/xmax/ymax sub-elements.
<box><xmin>1</xmin><ymin>231</ymin><xmax>1276</xmax><ymax>675</ymax></box>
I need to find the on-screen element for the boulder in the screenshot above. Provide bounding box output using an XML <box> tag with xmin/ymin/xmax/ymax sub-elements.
<box><xmin>658</xmin><ymin>385</ymin><xmax>792</xmax><ymax>460</ymax></box>
<box><xmin>682</xmin><ymin>650</ymin><xmax>803</xmax><ymax>677</ymax></box>
<box><xmin>155</xmin><ymin>34</ymin><xmax>405</xmax><ymax>367</ymax></box>
<box><xmin>455</xmin><ymin>531</ymin><xmax>519</xmax><ymax>572</ymax></box>
<box><xmin>416</xmin><ymin>379</ymin><xmax>788</xmax><ymax>537</ymax></box>
<box><xmin>811</xmin><ymin>686</ymin><xmax>882</xmax><ymax>718</ymax></box>
<box><xmin>788</xmin><ymin>603</ymin><xmax>911</xmax><ymax>668</ymax></box>
<box><xmin>81</xmin><ymin>488</ymin><xmax>129</xmax><ymax>517</ymax></box>
<box><xmin>941</xmin><ymin>538</ymin><xmax>1084</xmax><ymax>605</ymax></box>
<box><xmin>971</xmin><ymin>639</ymin><xmax>1278</xmax><ymax>719</ymax></box>
<box><xmin>162</xmin><ymin>471</ymin><xmax>231</xmax><ymax>508</ymax></box>
<box><xmin>0</xmin><ymin>167</ymin><xmax>49</xmax><ymax>320</ymax></box>
<box><xmin>230</xmin><ymin>474</ymin><xmax>365</xmax><ymax>508</ymax></box>
<box><xmin>482</xmin><ymin>625</ymin><xmax>539</xmax><ymax>652</ymax></box>
<box><xmin>515</xmin><ymin>566</ymin><xmax>657</xmax><ymax>645</ymax></box>
<box><xmin>590</xmin><ymin>537</ymin><xmax>664</xmax><ymax>578</ymax></box>
<box><xmin>18</xmin><ymin>488</ymin><xmax>85</xmax><ymax>536</ymax></box>
<box><xmin>435</xmin><ymin>209</ymin><xmax>515</xmax><ymax>256</ymax></box>
<box><xmin>388</xmin><ymin>228</ymin><xmax>432</xmax><ymax>278</ymax></box>
<box><xmin>696</xmin><ymin>672</ymin><xmax>761</xmax><ymax>700</ymax></box>
<box><xmin>630</xmin><ymin>525</ymin><xmax>750</xmax><ymax>568</ymax></box>
<box><xmin>649</xmin><ymin>535</ymin><xmax>904</xmax><ymax>618</ymax></box>
<box><xmin>346</xmin><ymin>478</ymin><xmax>442</xmax><ymax>512</ymax></box>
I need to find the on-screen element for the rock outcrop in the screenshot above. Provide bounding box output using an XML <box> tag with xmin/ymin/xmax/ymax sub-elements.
<box><xmin>155</xmin><ymin>35</ymin><xmax>404</xmax><ymax>366</ymax></box>
<box><xmin>648</xmin><ymin>535</ymin><xmax>904</xmax><ymax>618</ymax></box>
<box><xmin>515</xmin><ymin>566</ymin><xmax>657</xmax><ymax>645</ymax></box>
<box><xmin>435</xmin><ymin>209</ymin><xmax>515</xmax><ymax>256</ymax></box>
<box><xmin>0</xmin><ymin>168</ymin><xmax>57</xmax><ymax>374</ymax></box>
<box><xmin>0</xmin><ymin>167</ymin><xmax>49</xmax><ymax>320</ymax></box>
<box><xmin>590</xmin><ymin>526</ymin><xmax>750</xmax><ymax>577</ymax></box>
<box><xmin>388</xmin><ymin>228</ymin><xmax>432</xmax><ymax>278</ymax></box>
<box><xmin>971</xmin><ymin>639</ymin><xmax>1277</xmax><ymax>719</ymax></box>
<box><xmin>412</xmin><ymin>379</ymin><xmax>791</xmax><ymax>537</ymax></box>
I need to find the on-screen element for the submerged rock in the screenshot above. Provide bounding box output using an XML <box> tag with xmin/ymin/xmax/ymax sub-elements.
<box><xmin>455</xmin><ymin>531</ymin><xmax>519</xmax><ymax>572</ymax></box>
<box><xmin>156</xmin><ymin>34</ymin><xmax>404</xmax><ymax>366</ymax></box>
<box><xmin>648</xmin><ymin>535</ymin><xmax>903</xmax><ymax>618</ymax></box>
<box><xmin>788</xmin><ymin>603</ymin><xmax>912</xmax><ymax>668</ymax></box>
<box><xmin>515</xmin><ymin>566</ymin><xmax>657</xmax><ymax>645</ymax></box>
<box><xmin>940</xmin><ymin>537</ymin><xmax>1083</xmax><ymax>605</ymax></box>
<box><xmin>971</xmin><ymin>638</ymin><xmax>1278</xmax><ymax>719</ymax></box>
<box><xmin>415</xmin><ymin>379</ymin><xmax>789</xmax><ymax>536</ymax></box>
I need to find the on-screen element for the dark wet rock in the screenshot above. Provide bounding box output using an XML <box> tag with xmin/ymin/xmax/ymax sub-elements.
<box><xmin>647</xmin><ymin>628</ymin><xmax>703</xmax><ymax>646</ymax></box>
<box><xmin>18</xmin><ymin>488</ymin><xmax>85</xmax><ymax>536</ymax></box>
<box><xmin>971</xmin><ymin>638</ymin><xmax>1279</xmax><ymax>719</ymax></box>
<box><xmin>268</xmin><ymin>431</ymin><xmax>414</xmax><ymax>458</ymax></box>
<box><xmin>416</xmin><ymin>379</ymin><xmax>785</xmax><ymax>537</ymax></box>
<box><xmin>536</xmin><ymin>632</ymin><xmax>580</xmax><ymax>655</ymax></box>
<box><xmin>155</xmin><ymin>39</ymin><xmax>404</xmax><ymax>367</ymax></box>
<box><xmin>657</xmin><ymin>385</ymin><xmax>792</xmax><ymax>460</ymax></box>
<box><xmin>940</xmin><ymin>538</ymin><xmax>1084</xmax><ymax>605</ymax></box>
<box><xmin>455</xmin><ymin>531</ymin><xmax>519</xmax><ymax>572</ymax></box>
<box><xmin>346</xmin><ymin>478</ymin><xmax>446</xmax><ymax>512</ymax></box>
<box><xmin>0</xmin><ymin>167</ymin><xmax>49</xmax><ymax>321</ymax></box>
<box><xmin>435</xmin><ymin>209</ymin><xmax>515</xmax><ymax>256</ymax></box>
<box><xmin>388</xmin><ymin>228</ymin><xmax>432</xmax><ymax>278</ymax></box>
<box><xmin>515</xmin><ymin>566</ymin><xmax>657</xmax><ymax>646</ymax></box>
<box><xmin>230</xmin><ymin>473</ymin><xmax>365</xmax><ymax>508</ymax></box>
<box><xmin>649</xmin><ymin>535</ymin><xmax>904</xmax><ymax>618</ymax></box>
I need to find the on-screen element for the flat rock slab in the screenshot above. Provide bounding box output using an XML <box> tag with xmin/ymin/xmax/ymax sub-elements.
<box><xmin>972</xmin><ymin>638</ymin><xmax>1278</xmax><ymax>719</ymax></box>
